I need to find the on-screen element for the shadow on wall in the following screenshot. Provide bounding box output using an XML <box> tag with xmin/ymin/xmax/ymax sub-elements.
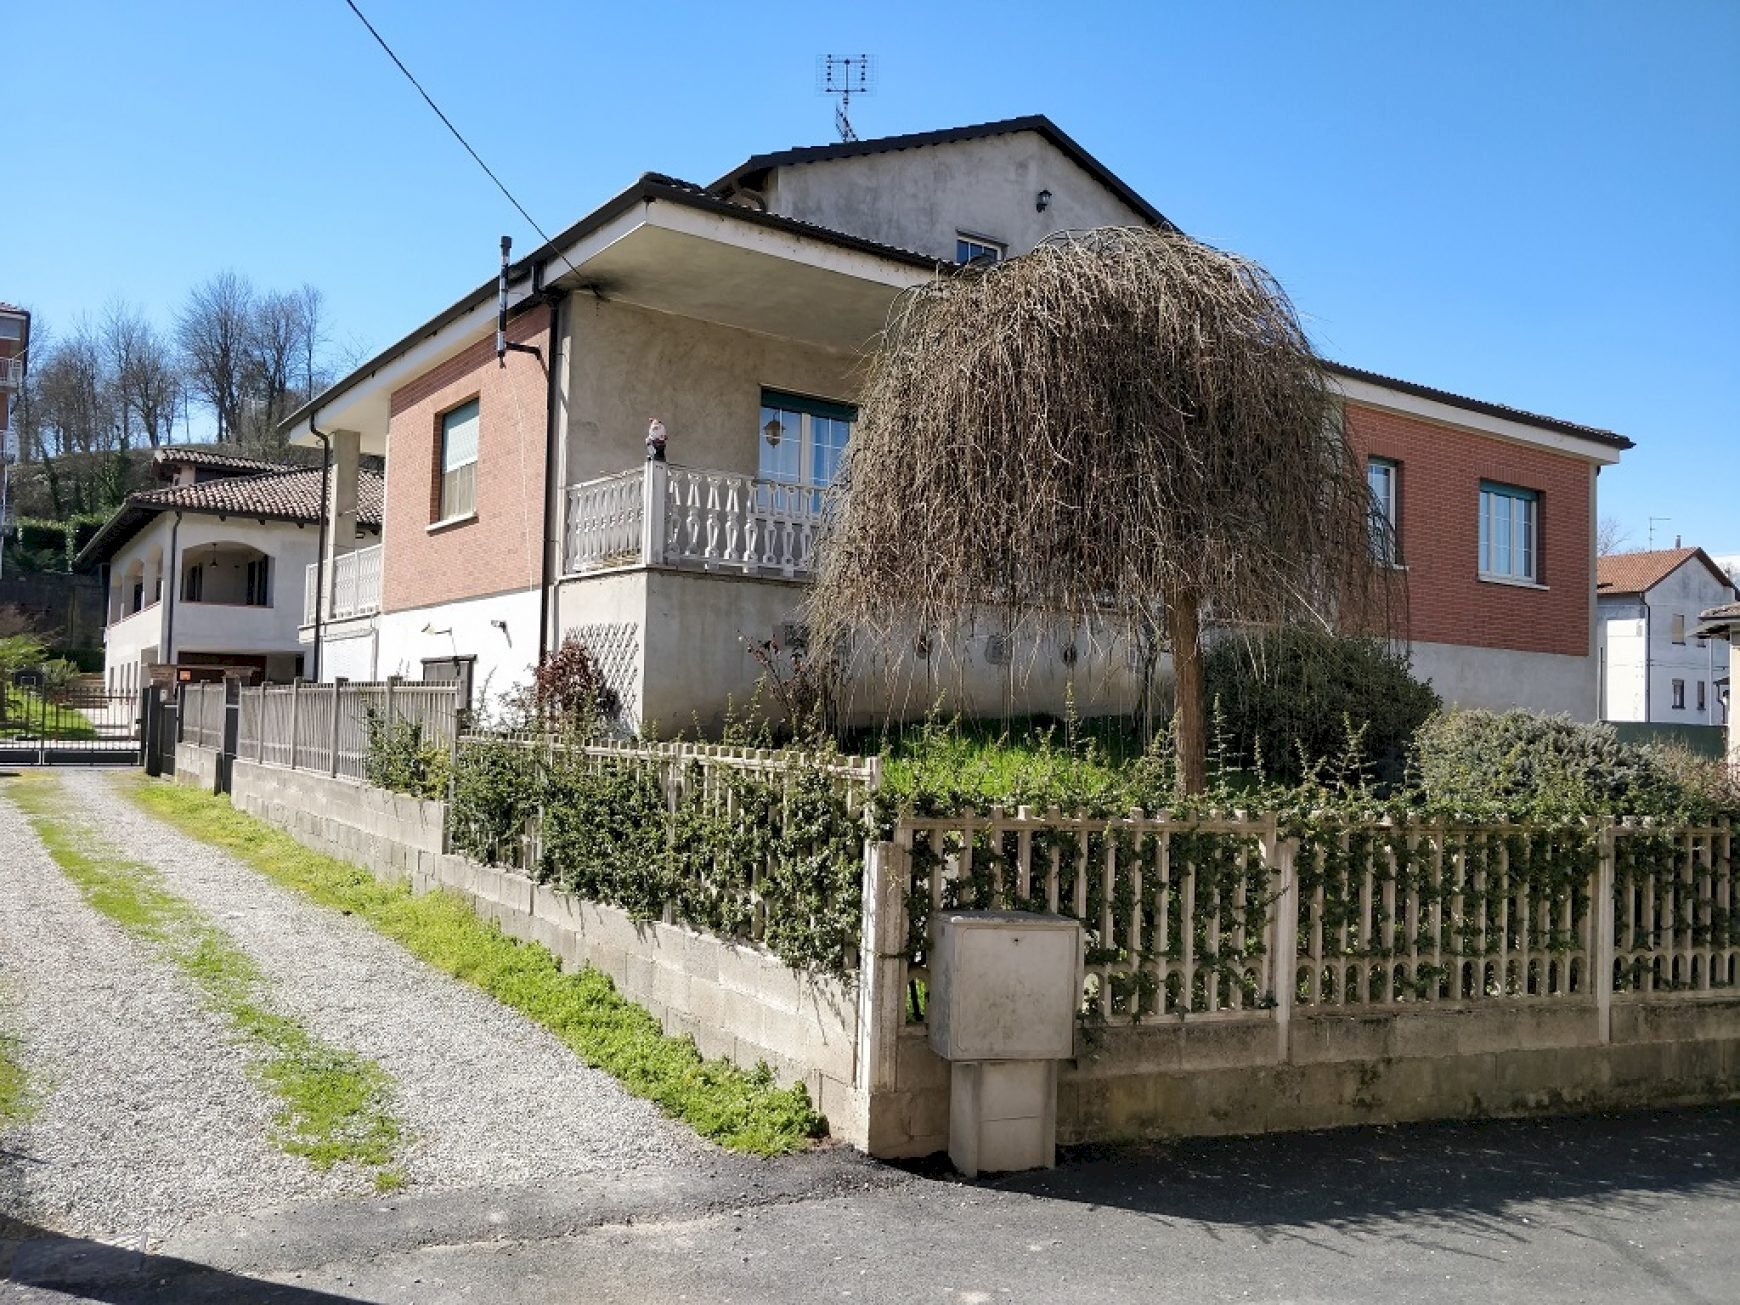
<box><xmin>0</xmin><ymin>1217</ymin><xmax>368</xmax><ymax>1304</ymax></box>
<box><xmin>949</xmin><ymin>1104</ymin><xmax>1740</xmax><ymax>1236</ymax></box>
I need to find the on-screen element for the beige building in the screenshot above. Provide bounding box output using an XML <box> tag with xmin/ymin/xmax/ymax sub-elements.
<box><xmin>281</xmin><ymin>115</ymin><xmax>1629</xmax><ymax>731</ymax></box>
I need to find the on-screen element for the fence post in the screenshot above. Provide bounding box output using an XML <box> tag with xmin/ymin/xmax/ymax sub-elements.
<box><xmin>175</xmin><ymin>681</ymin><xmax>187</xmax><ymax>744</ymax></box>
<box><xmin>1263</xmin><ymin>819</ymin><xmax>1300</xmax><ymax>1066</ymax></box>
<box><xmin>642</xmin><ymin>459</ymin><xmax>668</xmax><ymax>566</ymax></box>
<box><xmin>1594</xmin><ymin>818</ymin><xmax>1616</xmax><ymax>1045</ymax></box>
<box><xmin>385</xmin><ymin>673</ymin><xmax>399</xmax><ymax>731</ymax></box>
<box><xmin>855</xmin><ymin>834</ymin><xmax>910</xmax><ymax>1149</ymax></box>
<box><xmin>256</xmin><ymin>688</ymin><xmax>267</xmax><ymax>764</ymax></box>
<box><xmin>288</xmin><ymin>678</ymin><xmax>301</xmax><ymax>771</ymax></box>
<box><xmin>329</xmin><ymin>678</ymin><xmax>344</xmax><ymax>778</ymax></box>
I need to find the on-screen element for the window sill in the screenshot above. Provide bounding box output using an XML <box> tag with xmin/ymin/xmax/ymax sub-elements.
<box><xmin>426</xmin><ymin>513</ymin><xmax>477</xmax><ymax>535</ymax></box>
<box><xmin>1478</xmin><ymin>573</ymin><xmax>1548</xmax><ymax>591</ymax></box>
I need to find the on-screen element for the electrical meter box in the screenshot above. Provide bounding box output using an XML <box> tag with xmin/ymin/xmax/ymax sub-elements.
<box><xmin>927</xmin><ymin>911</ymin><xmax>1083</xmax><ymax>1062</ymax></box>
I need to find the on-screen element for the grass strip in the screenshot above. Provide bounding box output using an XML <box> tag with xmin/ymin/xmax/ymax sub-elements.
<box><xmin>6</xmin><ymin>774</ymin><xmax>403</xmax><ymax>1186</ymax></box>
<box><xmin>0</xmin><ymin>1000</ymin><xmax>27</xmax><ymax>1129</ymax></box>
<box><xmin>0</xmin><ymin>688</ymin><xmax>99</xmax><ymax>741</ymax></box>
<box><xmin>126</xmin><ymin>777</ymin><xmax>825</xmax><ymax>1156</ymax></box>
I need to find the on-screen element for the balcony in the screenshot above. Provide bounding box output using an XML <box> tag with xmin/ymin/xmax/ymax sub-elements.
<box><xmin>0</xmin><ymin>358</ymin><xmax>22</xmax><ymax>389</ymax></box>
<box><xmin>303</xmin><ymin>543</ymin><xmax>383</xmax><ymax>626</ymax></box>
<box><xmin>563</xmin><ymin>463</ymin><xmax>826</xmax><ymax>579</ymax></box>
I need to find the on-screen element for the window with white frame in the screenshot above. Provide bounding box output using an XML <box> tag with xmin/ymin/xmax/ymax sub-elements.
<box><xmin>436</xmin><ymin>398</ymin><xmax>480</xmax><ymax>522</ymax></box>
<box><xmin>1367</xmin><ymin>457</ymin><xmax>1399</xmax><ymax>564</ymax></box>
<box><xmin>1479</xmin><ymin>482</ymin><xmax>1538</xmax><ymax>582</ymax></box>
<box><xmin>955</xmin><ymin>234</ymin><xmax>1004</xmax><ymax>265</ymax></box>
<box><xmin>1672</xmin><ymin>679</ymin><xmax>1686</xmax><ymax>710</ymax></box>
<box><xmin>758</xmin><ymin>390</ymin><xmax>856</xmax><ymax>509</ymax></box>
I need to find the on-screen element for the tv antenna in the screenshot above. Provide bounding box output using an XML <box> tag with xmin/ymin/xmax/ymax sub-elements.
<box><xmin>817</xmin><ymin>54</ymin><xmax>874</xmax><ymax>142</ymax></box>
<box><xmin>1649</xmin><ymin>516</ymin><xmax>1672</xmax><ymax>550</ymax></box>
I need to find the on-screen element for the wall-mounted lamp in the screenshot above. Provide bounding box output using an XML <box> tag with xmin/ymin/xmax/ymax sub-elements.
<box><xmin>420</xmin><ymin>623</ymin><xmax>452</xmax><ymax>636</ymax></box>
<box><xmin>762</xmin><ymin>417</ymin><xmax>785</xmax><ymax>448</ymax></box>
<box><xmin>1036</xmin><ymin>189</ymin><xmax>1052</xmax><ymax>213</ymax></box>
<box><xmin>490</xmin><ymin>618</ymin><xmax>511</xmax><ymax>647</ymax></box>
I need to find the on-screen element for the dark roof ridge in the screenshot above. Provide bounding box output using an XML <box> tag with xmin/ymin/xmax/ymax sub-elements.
<box><xmin>708</xmin><ymin>114</ymin><xmax>1177</xmax><ymax>232</ymax></box>
<box><xmin>1328</xmin><ymin>361</ymin><xmax>1632</xmax><ymax>450</ymax></box>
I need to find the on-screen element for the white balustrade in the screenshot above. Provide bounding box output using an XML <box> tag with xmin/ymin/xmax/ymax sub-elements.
<box><xmin>301</xmin><ymin>543</ymin><xmax>383</xmax><ymax>624</ymax></box>
<box><xmin>564</xmin><ymin>463</ymin><xmax>829</xmax><ymax>579</ymax></box>
<box><xmin>564</xmin><ymin>468</ymin><xmax>645</xmax><ymax>573</ymax></box>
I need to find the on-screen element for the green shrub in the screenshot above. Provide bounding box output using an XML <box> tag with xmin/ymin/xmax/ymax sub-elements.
<box><xmin>1412</xmin><ymin>709</ymin><xmax>1735</xmax><ymax>820</ymax></box>
<box><xmin>449</xmin><ymin>738</ymin><xmax>543</xmax><ymax>867</ymax></box>
<box><xmin>1202</xmin><ymin>627</ymin><xmax>1439</xmax><ymax>786</ymax></box>
<box><xmin>362</xmin><ymin>712</ymin><xmax>451</xmax><ymax>801</ymax></box>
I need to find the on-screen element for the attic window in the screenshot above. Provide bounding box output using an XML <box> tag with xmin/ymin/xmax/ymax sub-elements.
<box><xmin>956</xmin><ymin>234</ymin><xmax>1004</xmax><ymax>265</ymax></box>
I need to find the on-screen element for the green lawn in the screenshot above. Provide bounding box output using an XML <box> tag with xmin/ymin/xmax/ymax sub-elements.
<box><xmin>126</xmin><ymin>778</ymin><xmax>825</xmax><ymax>1155</ymax></box>
<box><xmin>0</xmin><ymin>687</ymin><xmax>99</xmax><ymax>741</ymax></box>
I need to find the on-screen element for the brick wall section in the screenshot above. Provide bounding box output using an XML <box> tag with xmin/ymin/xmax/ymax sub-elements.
<box><xmin>381</xmin><ymin>306</ymin><xmax>551</xmax><ymax>613</ymax></box>
<box><xmin>1344</xmin><ymin>400</ymin><xmax>1594</xmax><ymax>656</ymax></box>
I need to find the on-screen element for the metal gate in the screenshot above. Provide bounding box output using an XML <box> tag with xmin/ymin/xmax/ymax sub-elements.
<box><xmin>0</xmin><ymin>681</ymin><xmax>144</xmax><ymax>766</ymax></box>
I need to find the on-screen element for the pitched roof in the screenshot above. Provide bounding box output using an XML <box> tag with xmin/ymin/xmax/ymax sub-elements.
<box><xmin>708</xmin><ymin>114</ymin><xmax>1178</xmax><ymax>231</ymax></box>
<box><xmin>1696</xmin><ymin>601</ymin><xmax>1740</xmax><ymax>637</ymax></box>
<box><xmin>76</xmin><ymin>468</ymin><xmax>384</xmax><ymax>567</ymax></box>
<box><xmin>1328</xmin><ymin>362</ymin><xmax>1632</xmax><ymax>449</ymax></box>
<box><xmin>1597</xmin><ymin>547</ymin><xmax>1736</xmax><ymax>596</ymax></box>
<box><xmin>154</xmin><ymin>445</ymin><xmax>298</xmax><ymax>477</ymax></box>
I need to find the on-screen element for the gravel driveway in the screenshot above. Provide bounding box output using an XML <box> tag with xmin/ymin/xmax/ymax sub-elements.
<box><xmin>2</xmin><ymin>770</ymin><xmax>706</xmax><ymax>1242</ymax></box>
<box><xmin>0</xmin><ymin>781</ymin><xmax>354</xmax><ymax>1239</ymax></box>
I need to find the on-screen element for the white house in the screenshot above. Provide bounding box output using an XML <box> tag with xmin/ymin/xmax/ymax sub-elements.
<box><xmin>79</xmin><ymin>449</ymin><xmax>383</xmax><ymax>692</ymax></box>
<box><xmin>1694</xmin><ymin>600</ymin><xmax>1740</xmax><ymax>764</ymax></box>
<box><xmin>1597</xmin><ymin>547</ymin><xmax>1736</xmax><ymax>725</ymax></box>
<box><xmin>278</xmin><ymin>115</ymin><xmax>1631</xmax><ymax>731</ymax></box>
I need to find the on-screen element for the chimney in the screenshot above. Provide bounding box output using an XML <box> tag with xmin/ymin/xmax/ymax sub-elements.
<box><xmin>1675</xmin><ymin>533</ymin><xmax>1682</xmax><ymax>549</ymax></box>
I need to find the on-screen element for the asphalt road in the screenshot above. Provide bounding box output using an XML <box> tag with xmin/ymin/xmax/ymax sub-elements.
<box><xmin>5</xmin><ymin>1105</ymin><xmax>1735</xmax><ymax>1304</ymax></box>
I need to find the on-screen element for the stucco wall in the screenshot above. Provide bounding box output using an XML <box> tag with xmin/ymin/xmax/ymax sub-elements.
<box><xmin>765</xmin><ymin>131</ymin><xmax>1152</xmax><ymax>263</ymax></box>
<box><xmin>1409</xmin><ymin>639</ymin><xmax>1597</xmax><ymax>719</ymax></box>
<box><xmin>374</xmin><ymin>588</ymin><xmax>543</xmax><ymax>714</ymax></box>
<box><xmin>564</xmin><ymin>296</ymin><xmax>860</xmax><ymax>486</ymax></box>
<box><xmin>1597</xmin><ymin>562</ymin><xmax>1734</xmax><ymax>726</ymax></box>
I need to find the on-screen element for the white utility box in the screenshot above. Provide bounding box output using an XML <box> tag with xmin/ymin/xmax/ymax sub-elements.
<box><xmin>928</xmin><ymin>911</ymin><xmax>1083</xmax><ymax>1177</ymax></box>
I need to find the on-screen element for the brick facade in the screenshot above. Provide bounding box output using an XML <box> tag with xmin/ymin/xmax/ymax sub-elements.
<box><xmin>381</xmin><ymin>306</ymin><xmax>551</xmax><ymax>614</ymax></box>
<box><xmin>1344</xmin><ymin>400</ymin><xmax>1594</xmax><ymax>657</ymax></box>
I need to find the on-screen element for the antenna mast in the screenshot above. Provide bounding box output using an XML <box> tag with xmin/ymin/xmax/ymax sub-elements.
<box><xmin>817</xmin><ymin>54</ymin><xmax>875</xmax><ymax>142</ymax></box>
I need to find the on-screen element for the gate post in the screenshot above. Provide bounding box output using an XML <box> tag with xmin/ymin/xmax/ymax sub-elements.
<box><xmin>218</xmin><ymin>677</ymin><xmax>241</xmax><ymax>795</ymax></box>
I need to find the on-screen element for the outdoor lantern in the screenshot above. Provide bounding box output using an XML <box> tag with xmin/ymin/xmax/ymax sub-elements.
<box><xmin>762</xmin><ymin>417</ymin><xmax>785</xmax><ymax>447</ymax></box>
<box><xmin>1036</xmin><ymin>188</ymin><xmax>1052</xmax><ymax>212</ymax></box>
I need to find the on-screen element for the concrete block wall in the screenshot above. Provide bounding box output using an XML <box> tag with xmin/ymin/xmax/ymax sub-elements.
<box><xmin>871</xmin><ymin>998</ymin><xmax>1740</xmax><ymax>1157</ymax></box>
<box><xmin>211</xmin><ymin>760</ymin><xmax>866</xmax><ymax>1144</ymax></box>
<box><xmin>173</xmin><ymin>741</ymin><xmax>221</xmax><ymax>794</ymax></box>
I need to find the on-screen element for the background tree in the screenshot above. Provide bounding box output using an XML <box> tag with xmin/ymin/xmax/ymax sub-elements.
<box><xmin>176</xmin><ymin>270</ymin><xmax>254</xmax><ymax>442</ymax></box>
<box><xmin>103</xmin><ymin>301</ymin><xmax>181</xmax><ymax>449</ymax></box>
<box><xmin>1597</xmin><ymin>515</ymin><xmax>1633</xmax><ymax>556</ymax></box>
<box><xmin>811</xmin><ymin>227</ymin><xmax>1398</xmax><ymax>792</ymax></box>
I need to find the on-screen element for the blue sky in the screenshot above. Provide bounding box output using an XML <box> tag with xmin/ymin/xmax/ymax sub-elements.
<box><xmin>5</xmin><ymin>1</ymin><xmax>1736</xmax><ymax>553</ymax></box>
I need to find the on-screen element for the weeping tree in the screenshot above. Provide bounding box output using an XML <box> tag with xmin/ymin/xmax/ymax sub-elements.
<box><xmin>810</xmin><ymin>227</ymin><xmax>1400</xmax><ymax>793</ymax></box>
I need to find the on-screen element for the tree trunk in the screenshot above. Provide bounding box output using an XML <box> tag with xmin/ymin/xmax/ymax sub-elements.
<box><xmin>1168</xmin><ymin>588</ymin><xmax>1207</xmax><ymax>794</ymax></box>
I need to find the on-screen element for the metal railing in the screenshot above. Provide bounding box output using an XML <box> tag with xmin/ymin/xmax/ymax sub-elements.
<box><xmin>223</xmin><ymin>677</ymin><xmax>460</xmax><ymax>782</ymax></box>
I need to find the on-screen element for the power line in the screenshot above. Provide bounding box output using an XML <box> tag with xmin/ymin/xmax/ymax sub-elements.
<box><xmin>340</xmin><ymin>0</ymin><xmax>578</xmax><ymax>279</ymax></box>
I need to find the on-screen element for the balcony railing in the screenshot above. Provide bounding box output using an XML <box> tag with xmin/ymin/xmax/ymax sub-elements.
<box><xmin>302</xmin><ymin>543</ymin><xmax>383</xmax><ymax>625</ymax></box>
<box><xmin>563</xmin><ymin>463</ymin><xmax>827</xmax><ymax>579</ymax></box>
<box><xmin>0</xmin><ymin>358</ymin><xmax>22</xmax><ymax>389</ymax></box>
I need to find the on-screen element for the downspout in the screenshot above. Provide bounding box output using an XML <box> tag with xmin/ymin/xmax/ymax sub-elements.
<box><xmin>162</xmin><ymin>512</ymin><xmax>181</xmax><ymax>676</ymax></box>
<box><xmin>537</xmin><ymin>288</ymin><xmax>568</xmax><ymax>667</ymax></box>
<box><xmin>309</xmin><ymin>410</ymin><xmax>332</xmax><ymax>681</ymax></box>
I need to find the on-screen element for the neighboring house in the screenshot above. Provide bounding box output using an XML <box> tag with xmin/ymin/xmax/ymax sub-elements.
<box><xmin>281</xmin><ymin>114</ymin><xmax>1632</xmax><ymax>729</ymax></box>
<box><xmin>1694</xmin><ymin>601</ymin><xmax>1740</xmax><ymax>764</ymax></box>
<box><xmin>1</xmin><ymin>301</ymin><xmax>30</xmax><ymax>555</ymax></box>
<box><xmin>78</xmin><ymin>448</ymin><xmax>383</xmax><ymax>692</ymax></box>
<box><xmin>1597</xmin><ymin>548</ymin><xmax>1736</xmax><ymax>725</ymax></box>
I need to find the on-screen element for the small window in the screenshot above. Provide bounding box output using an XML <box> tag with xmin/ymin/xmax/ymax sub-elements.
<box><xmin>1697</xmin><ymin>681</ymin><xmax>1707</xmax><ymax>713</ymax></box>
<box><xmin>1672</xmin><ymin>679</ymin><xmax>1685</xmax><ymax>710</ymax></box>
<box><xmin>0</xmin><ymin>318</ymin><xmax>22</xmax><ymax>340</ymax></box>
<box><xmin>1479</xmin><ymin>482</ymin><xmax>1539</xmax><ymax>582</ymax></box>
<box><xmin>1671</xmin><ymin>614</ymin><xmax>1686</xmax><ymax>645</ymax></box>
<box><xmin>245</xmin><ymin>557</ymin><xmax>270</xmax><ymax>607</ymax></box>
<box><xmin>437</xmin><ymin>398</ymin><xmax>480</xmax><ymax>522</ymax></box>
<box><xmin>956</xmin><ymin>234</ymin><xmax>1004</xmax><ymax>265</ymax></box>
<box><xmin>1367</xmin><ymin>457</ymin><xmax>1399</xmax><ymax>564</ymax></box>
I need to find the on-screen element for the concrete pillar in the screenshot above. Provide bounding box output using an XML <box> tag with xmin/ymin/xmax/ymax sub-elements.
<box><xmin>326</xmin><ymin>429</ymin><xmax>362</xmax><ymax>562</ymax></box>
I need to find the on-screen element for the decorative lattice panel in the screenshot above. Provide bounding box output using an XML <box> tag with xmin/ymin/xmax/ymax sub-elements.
<box><xmin>567</xmin><ymin>622</ymin><xmax>641</xmax><ymax>723</ymax></box>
